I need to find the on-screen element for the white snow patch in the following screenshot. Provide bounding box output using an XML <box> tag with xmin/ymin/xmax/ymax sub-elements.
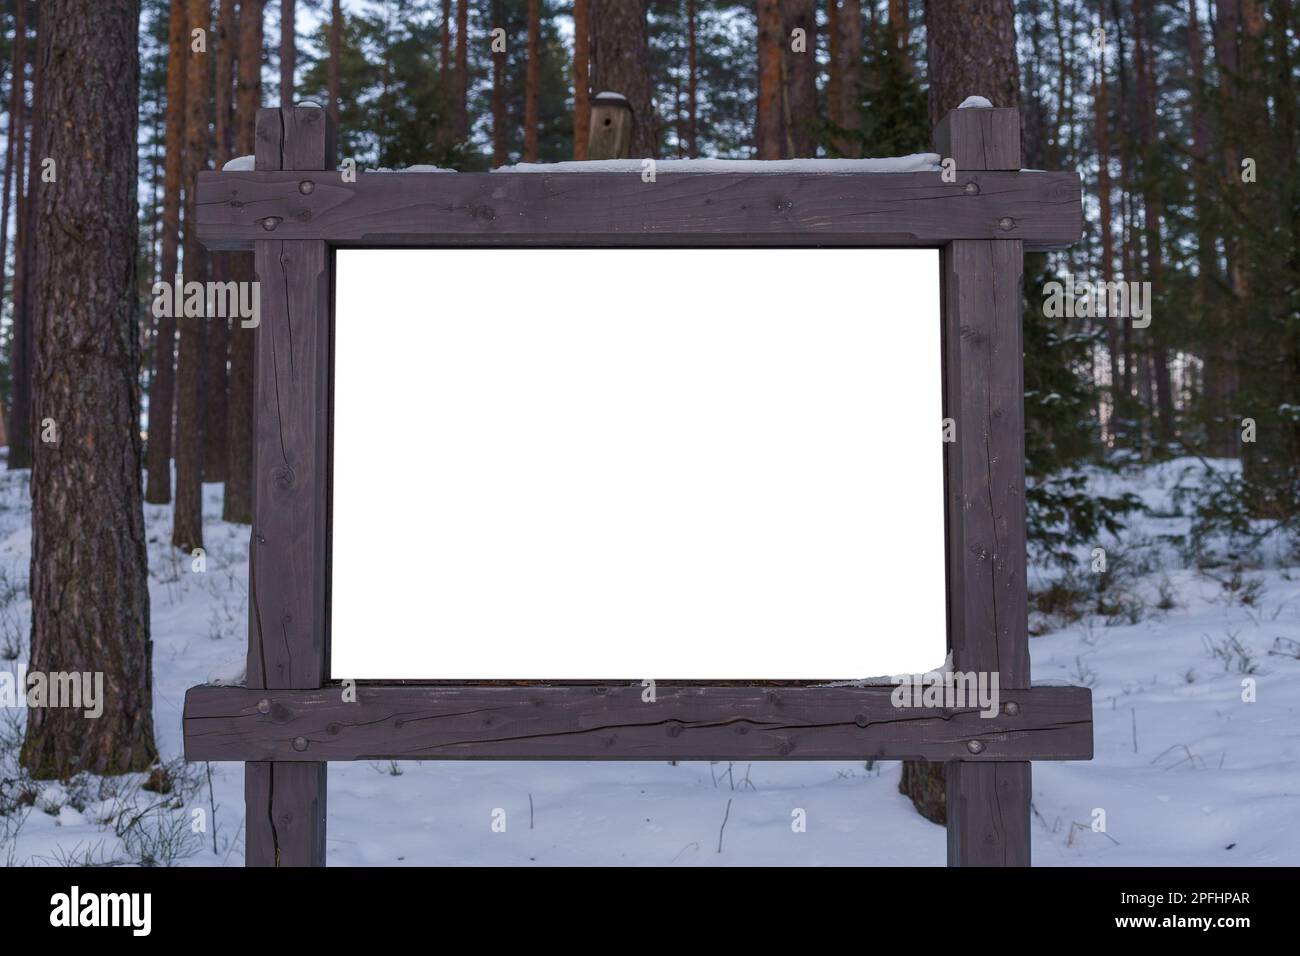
<box><xmin>495</xmin><ymin>154</ymin><xmax>941</xmax><ymax>174</ymax></box>
<box><xmin>207</xmin><ymin>658</ymin><xmax>246</xmax><ymax>687</ymax></box>
<box><xmin>958</xmin><ymin>95</ymin><xmax>994</xmax><ymax>109</ymax></box>
<box><xmin>593</xmin><ymin>91</ymin><xmax>628</xmax><ymax>102</ymax></box>
<box><xmin>222</xmin><ymin>155</ymin><xmax>255</xmax><ymax>171</ymax></box>
<box><xmin>371</xmin><ymin>164</ymin><xmax>457</xmax><ymax>174</ymax></box>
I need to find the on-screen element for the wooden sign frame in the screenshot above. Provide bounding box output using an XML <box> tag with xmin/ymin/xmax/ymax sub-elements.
<box><xmin>183</xmin><ymin>106</ymin><xmax>1092</xmax><ymax>867</ymax></box>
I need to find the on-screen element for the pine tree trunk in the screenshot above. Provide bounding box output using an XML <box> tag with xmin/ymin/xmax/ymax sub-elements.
<box><xmin>923</xmin><ymin>0</ymin><xmax>1021</xmax><ymax>130</ymax></box>
<box><xmin>1</xmin><ymin>0</ymin><xmax>25</xmax><ymax>452</ymax></box>
<box><xmin>145</xmin><ymin>0</ymin><xmax>189</xmax><ymax>503</ymax></box>
<box><xmin>328</xmin><ymin>0</ymin><xmax>341</xmax><ymax>129</ymax></box>
<box><xmin>573</xmin><ymin>0</ymin><xmax>590</xmax><ymax>159</ymax></box>
<box><xmin>21</xmin><ymin>0</ymin><xmax>157</xmax><ymax>779</ymax></box>
<box><xmin>686</xmin><ymin>0</ymin><xmax>697</xmax><ymax>158</ymax></box>
<box><xmin>173</xmin><ymin>0</ymin><xmax>211</xmax><ymax>552</ymax></box>
<box><xmin>589</xmin><ymin>0</ymin><xmax>656</xmax><ymax>157</ymax></box>
<box><xmin>782</xmin><ymin>0</ymin><xmax>818</xmax><ymax>157</ymax></box>
<box><xmin>1095</xmin><ymin>1</ymin><xmax>1121</xmax><ymax>435</ymax></box>
<box><xmin>280</xmin><ymin>0</ymin><xmax>295</xmax><ymax>108</ymax></box>
<box><xmin>837</xmin><ymin>0</ymin><xmax>863</xmax><ymax>157</ymax></box>
<box><xmin>8</xmin><ymin>2</ymin><xmax>38</xmax><ymax>471</ymax></box>
<box><xmin>491</xmin><ymin>0</ymin><xmax>507</xmax><ymax>166</ymax></box>
<box><xmin>756</xmin><ymin>0</ymin><xmax>783</xmax><ymax>159</ymax></box>
<box><xmin>456</xmin><ymin>0</ymin><xmax>468</xmax><ymax>139</ymax></box>
<box><xmin>827</xmin><ymin>0</ymin><xmax>842</xmax><ymax>140</ymax></box>
<box><xmin>524</xmin><ymin>0</ymin><xmax>540</xmax><ymax>161</ymax></box>
<box><xmin>205</xmin><ymin>0</ymin><xmax>237</xmax><ymax>484</ymax></box>
<box><xmin>224</xmin><ymin>0</ymin><xmax>262</xmax><ymax>525</ymax></box>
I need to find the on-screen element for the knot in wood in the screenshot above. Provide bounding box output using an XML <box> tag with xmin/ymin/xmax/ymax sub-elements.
<box><xmin>471</xmin><ymin>204</ymin><xmax>496</xmax><ymax>222</ymax></box>
<box><xmin>667</xmin><ymin>722</ymin><xmax>682</xmax><ymax>737</ymax></box>
<box><xmin>774</xmin><ymin>198</ymin><xmax>793</xmax><ymax>213</ymax></box>
<box><xmin>855</xmin><ymin>713</ymin><xmax>869</xmax><ymax>728</ymax></box>
<box><xmin>778</xmin><ymin>741</ymin><xmax>793</xmax><ymax>756</ymax></box>
<box><xmin>272</xmin><ymin>464</ymin><xmax>295</xmax><ymax>489</ymax></box>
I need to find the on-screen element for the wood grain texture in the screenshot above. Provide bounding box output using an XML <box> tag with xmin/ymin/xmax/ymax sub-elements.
<box><xmin>184</xmin><ymin>683</ymin><xmax>1092</xmax><ymax>762</ymax></box>
<box><xmin>938</xmin><ymin>103</ymin><xmax>1038</xmax><ymax>866</ymax></box>
<box><xmin>245</xmin><ymin>761</ymin><xmax>328</xmax><ymax>867</ymax></box>
<box><xmin>244</xmin><ymin>106</ymin><xmax>335</xmax><ymax>868</ymax></box>
<box><xmin>195</xmin><ymin>169</ymin><xmax>1082</xmax><ymax>252</ymax></box>
<box><xmin>933</xmin><ymin>108</ymin><xmax>1021</xmax><ymax>172</ymax></box>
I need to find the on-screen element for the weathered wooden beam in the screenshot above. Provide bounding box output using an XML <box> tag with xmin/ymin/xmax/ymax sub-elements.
<box><xmin>184</xmin><ymin>683</ymin><xmax>1093</xmax><ymax>763</ymax></box>
<box><xmin>196</xmin><ymin>169</ymin><xmax>1082</xmax><ymax>252</ymax></box>
<box><xmin>940</xmin><ymin>103</ymin><xmax>1036</xmax><ymax>867</ymax></box>
<box><xmin>244</xmin><ymin>106</ymin><xmax>335</xmax><ymax>868</ymax></box>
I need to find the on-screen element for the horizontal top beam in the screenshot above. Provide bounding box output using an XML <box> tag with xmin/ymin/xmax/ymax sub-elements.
<box><xmin>183</xmin><ymin>682</ymin><xmax>1093</xmax><ymax>763</ymax></box>
<box><xmin>196</xmin><ymin>169</ymin><xmax>1082</xmax><ymax>252</ymax></box>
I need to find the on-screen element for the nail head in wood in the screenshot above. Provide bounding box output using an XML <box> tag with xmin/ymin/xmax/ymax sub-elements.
<box><xmin>299</xmin><ymin>180</ymin><xmax>315</xmax><ymax>195</ymax></box>
<box><xmin>1003</xmin><ymin>701</ymin><xmax>1020</xmax><ymax>716</ymax></box>
<box><xmin>257</xmin><ymin>698</ymin><xmax>271</xmax><ymax>714</ymax></box>
<box><xmin>966</xmin><ymin>739</ymin><xmax>985</xmax><ymax>755</ymax></box>
<box><xmin>292</xmin><ymin>736</ymin><xmax>309</xmax><ymax>752</ymax></box>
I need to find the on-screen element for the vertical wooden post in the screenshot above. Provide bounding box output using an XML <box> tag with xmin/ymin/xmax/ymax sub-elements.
<box><xmin>587</xmin><ymin>91</ymin><xmax>633</xmax><ymax>160</ymax></box>
<box><xmin>936</xmin><ymin>106</ymin><xmax>1032</xmax><ymax>866</ymax></box>
<box><xmin>245</xmin><ymin>106</ymin><xmax>336</xmax><ymax>867</ymax></box>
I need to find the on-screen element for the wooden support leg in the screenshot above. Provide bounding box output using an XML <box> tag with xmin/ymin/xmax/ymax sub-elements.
<box><xmin>946</xmin><ymin>762</ymin><xmax>1031</xmax><ymax>866</ymax></box>
<box><xmin>246</xmin><ymin>762</ymin><xmax>328</xmax><ymax>867</ymax></box>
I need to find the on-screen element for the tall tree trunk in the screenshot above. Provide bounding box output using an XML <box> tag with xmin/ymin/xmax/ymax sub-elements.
<box><xmin>923</xmin><ymin>0</ymin><xmax>1021</xmax><ymax>131</ymax></box>
<box><xmin>280</xmin><ymin>0</ymin><xmax>294</xmax><ymax>108</ymax></box>
<box><xmin>837</xmin><ymin>0</ymin><xmax>864</xmax><ymax>156</ymax></box>
<box><xmin>1095</xmin><ymin>1</ymin><xmax>1120</xmax><ymax>435</ymax></box>
<box><xmin>906</xmin><ymin>0</ymin><xmax>1022</xmax><ymax>823</ymax></box>
<box><xmin>10</xmin><ymin>2</ymin><xmax>43</xmax><ymax>472</ymax></box>
<box><xmin>2</xmin><ymin>0</ymin><xmax>26</xmax><ymax>457</ymax></box>
<box><xmin>224</xmin><ymin>0</ymin><xmax>262</xmax><ymax>524</ymax></box>
<box><xmin>827</xmin><ymin>0</ymin><xmax>843</xmax><ymax>140</ymax></box>
<box><xmin>206</xmin><ymin>0</ymin><xmax>237</xmax><ymax>484</ymax></box>
<box><xmin>328</xmin><ymin>0</ymin><xmax>341</xmax><ymax>129</ymax></box>
<box><xmin>589</xmin><ymin>0</ymin><xmax>655</xmax><ymax>157</ymax></box>
<box><xmin>491</xmin><ymin>0</ymin><xmax>507</xmax><ymax>166</ymax></box>
<box><xmin>456</xmin><ymin>0</ymin><xmax>468</xmax><ymax>138</ymax></box>
<box><xmin>146</xmin><ymin>0</ymin><xmax>189</xmax><ymax>503</ymax></box>
<box><xmin>21</xmin><ymin>0</ymin><xmax>157</xmax><ymax>779</ymax></box>
<box><xmin>524</xmin><ymin>0</ymin><xmax>540</xmax><ymax>161</ymax></box>
<box><xmin>173</xmin><ymin>0</ymin><xmax>211</xmax><ymax>552</ymax></box>
<box><xmin>686</xmin><ymin>0</ymin><xmax>697</xmax><ymax>158</ymax></box>
<box><xmin>574</xmin><ymin>0</ymin><xmax>590</xmax><ymax>159</ymax></box>
<box><xmin>783</xmin><ymin>0</ymin><xmax>818</xmax><ymax>157</ymax></box>
<box><xmin>889</xmin><ymin>0</ymin><xmax>910</xmax><ymax>64</ymax></box>
<box><xmin>756</xmin><ymin>0</ymin><xmax>783</xmax><ymax>159</ymax></box>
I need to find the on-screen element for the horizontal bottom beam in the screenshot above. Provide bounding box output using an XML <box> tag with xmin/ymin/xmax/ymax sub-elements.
<box><xmin>184</xmin><ymin>683</ymin><xmax>1091</xmax><ymax>763</ymax></box>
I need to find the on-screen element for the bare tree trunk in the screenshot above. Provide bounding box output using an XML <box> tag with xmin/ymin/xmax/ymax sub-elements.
<box><xmin>328</xmin><ymin>0</ymin><xmax>341</xmax><ymax>129</ymax></box>
<box><xmin>280</xmin><ymin>0</ymin><xmax>295</xmax><ymax>108</ymax></box>
<box><xmin>837</xmin><ymin>0</ymin><xmax>864</xmax><ymax>157</ymax></box>
<box><xmin>574</xmin><ymin>0</ymin><xmax>590</xmax><ymax>159</ymax></box>
<box><xmin>827</xmin><ymin>0</ymin><xmax>842</xmax><ymax>140</ymax></box>
<box><xmin>456</xmin><ymin>0</ymin><xmax>468</xmax><ymax>138</ymax></box>
<box><xmin>686</xmin><ymin>0</ymin><xmax>698</xmax><ymax>158</ymax></box>
<box><xmin>1095</xmin><ymin>1</ymin><xmax>1120</xmax><ymax>433</ymax></box>
<box><xmin>205</xmin><ymin>0</ymin><xmax>237</xmax><ymax>484</ymax></box>
<box><xmin>491</xmin><ymin>0</ymin><xmax>507</xmax><ymax>166</ymax></box>
<box><xmin>173</xmin><ymin>0</ymin><xmax>211</xmax><ymax>552</ymax></box>
<box><xmin>10</xmin><ymin>3</ymin><xmax>43</xmax><ymax>472</ymax></box>
<box><xmin>525</xmin><ymin>0</ymin><xmax>540</xmax><ymax>161</ymax></box>
<box><xmin>2</xmin><ymin>0</ymin><xmax>26</xmax><ymax>456</ymax></box>
<box><xmin>923</xmin><ymin>0</ymin><xmax>1021</xmax><ymax>131</ymax></box>
<box><xmin>224</xmin><ymin>0</ymin><xmax>262</xmax><ymax>524</ymax></box>
<box><xmin>756</xmin><ymin>0</ymin><xmax>783</xmax><ymax>159</ymax></box>
<box><xmin>589</xmin><ymin>0</ymin><xmax>656</xmax><ymax>157</ymax></box>
<box><xmin>783</xmin><ymin>0</ymin><xmax>818</xmax><ymax>157</ymax></box>
<box><xmin>21</xmin><ymin>0</ymin><xmax>157</xmax><ymax>779</ymax></box>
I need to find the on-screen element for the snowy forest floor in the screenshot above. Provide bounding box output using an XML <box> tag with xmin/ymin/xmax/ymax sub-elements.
<box><xmin>1</xmin><ymin>459</ymin><xmax>1297</xmax><ymax>866</ymax></box>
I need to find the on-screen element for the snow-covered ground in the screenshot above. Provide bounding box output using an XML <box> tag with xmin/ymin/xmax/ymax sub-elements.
<box><xmin>0</xmin><ymin>459</ymin><xmax>1297</xmax><ymax>866</ymax></box>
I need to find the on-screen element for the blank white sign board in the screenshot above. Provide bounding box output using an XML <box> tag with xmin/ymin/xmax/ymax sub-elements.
<box><xmin>331</xmin><ymin>248</ymin><xmax>944</xmax><ymax>679</ymax></box>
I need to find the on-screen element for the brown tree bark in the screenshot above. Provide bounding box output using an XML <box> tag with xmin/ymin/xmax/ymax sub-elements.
<box><xmin>224</xmin><ymin>0</ymin><xmax>262</xmax><ymax>525</ymax></box>
<box><xmin>205</xmin><ymin>0</ymin><xmax>237</xmax><ymax>484</ymax></box>
<box><xmin>1095</xmin><ymin>1</ymin><xmax>1120</xmax><ymax>429</ymax></box>
<box><xmin>783</xmin><ymin>0</ymin><xmax>818</xmax><ymax>157</ymax></box>
<box><xmin>456</xmin><ymin>0</ymin><xmax>469</xmax><ymax>138</ymax></box>
<box><xmin>906</xmin><ymin>0</ymin><xmax>1022</xmax><ymax>821</ymax></box>
<box><xmin>837</xmin><ymin>0</ymin><xmax>863</xmax><ymax>156</ymax></box>
<box><xmin>280</xmin><ymin>0</ymin><xmax>294</xmax><ymax>108</ymax></box>
<box><xmin>173</xmin><ymin>0</ymin><xmax>211</xmax><ymax>552</ymax></box>
<box><xmin>145</xmin><ymin>0</ymin><xmax>189</xmax><ymax>503</ymax></box>
<box><xmin>589</xmin><ymin>0</ymin><xmax>655</xmax><ymax>157</ymax></box>
<box><xmin>2</xmin><ymin>0</ymin><xmax>26</xmax><ymax>462</ymax></box>
<box><xmin>923</xmin><ymin>0</ymin><xmax>1021</xmax><ymax>133</ymax></box>
<box><xmin>756</xmin><ymin>0</ymin><xmax>783</xmax><ymax>159</ymax></box>
<box><xmin>525</xmin><ymin>0</ymin><xmax>540</xmax><ymax>162</ymax></box>
<box><xmin>685</xmin><ymin>0</ymin><xmax>697</xmax><ymax>158</ymax></box>
<box><xmin>491</xmin><ymin>0</ymin><xmax>507</xmax><ymax>166</ymax></box>
<box><xmin>21</xmin><ymin>0</ymin><xmax>157</xmax><ymax>779</ymax></box>
<box><xmin>328</xmin><ymin>0</ymin><xmax>341</xmax><ymax>129</ymax></box>
<box><xmin>8</xmin><ymin>1</ymin><xmax>38</xmax><ymax>471</ymax></box>
<box><xmin>827</xmin><ymin>0</ymin><xmax>842</xmax><ymax>135</ymax></box>
<box><xmin>574</xmin><ymin>0</ymin><xmax>590</xmax><ymax>159</ymax></box>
